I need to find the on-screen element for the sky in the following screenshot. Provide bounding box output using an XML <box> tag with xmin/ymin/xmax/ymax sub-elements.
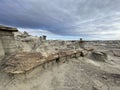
<box><xmin>0</xmin><ymin>0</ymin><xmax>120</xmax><ymax>40</ymax></box>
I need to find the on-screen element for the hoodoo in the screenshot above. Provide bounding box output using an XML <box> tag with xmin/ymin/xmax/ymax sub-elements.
<box><xmin>0</xmin><ymin>25</ymin><xmax>18</xmax><ymax>59</ymax></box>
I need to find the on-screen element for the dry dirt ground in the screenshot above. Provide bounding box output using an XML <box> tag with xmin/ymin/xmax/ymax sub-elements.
<box><xmin>0</xmin><ymin>55</ymin><xmax>120</xmax><ymax>90</ymax></box>
<box><xmin>0</xmin><ymin>38</ymin><xmax>120</xmax><ymax>90</ymax></box>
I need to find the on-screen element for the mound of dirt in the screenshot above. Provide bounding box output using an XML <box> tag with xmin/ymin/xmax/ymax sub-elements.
<box><xmin>91</xmin><ymin>51</ymin><xmax>108</xmax><ymax>62</ymax></box>
<box><xmin>112</xmin><ymin>50</ymin><xmax>120</xmax><ymax>57</ymax></box>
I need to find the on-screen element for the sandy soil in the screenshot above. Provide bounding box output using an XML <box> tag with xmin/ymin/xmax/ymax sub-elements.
<box><xmin>0</xmin><ymin>56</ymin><xmax>120</xmax><ymax>90</ymax></box>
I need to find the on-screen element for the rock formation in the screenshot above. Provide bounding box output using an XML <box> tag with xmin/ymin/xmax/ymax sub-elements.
<box><xmin>0</xmin><ymin>25</ymin><xmax>18</xmax><ymax>60</ymax></box>
<box><xmin>0</xmin><ymin>25</ymin><xmax>120</xmax><ymax>90</ymax></box>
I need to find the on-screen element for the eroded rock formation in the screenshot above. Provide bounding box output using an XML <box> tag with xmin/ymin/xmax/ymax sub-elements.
<box><xmin>0</xmin><ymin>25</ymin><xmax>18</xmax><ymax>61</ymax></box>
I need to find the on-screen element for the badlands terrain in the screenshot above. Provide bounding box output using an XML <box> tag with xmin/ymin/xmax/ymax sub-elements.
<box><xmin>0</xmin><ymin>31</ymin><xmax>120</xmax><ymax>90</ymax></box>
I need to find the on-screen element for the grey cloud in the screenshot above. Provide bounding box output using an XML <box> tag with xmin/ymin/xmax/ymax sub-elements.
<box><xmin>0</xmin><ymin>0</ymin><xmax>120</xmax><ymax>39</ymax></box>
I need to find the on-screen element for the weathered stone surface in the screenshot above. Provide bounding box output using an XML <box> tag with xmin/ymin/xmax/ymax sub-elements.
<box><xmin>0</xmin><ymin>31</ymin><xmax>14</xmax><ymax>36</ymax></box>
<box><xmin>92</xmin><ymin>51</ymin><xmax>108</xmax><ymax>62</ymax></box>
<box><xmin>46</xmin><ymin>53</ymin><xmax>59</xmax><ymax>61</ymax></box>
<box><xmin>0</xmin><ymin>29</ymin><xmax>17</xmax><ymax>55</ymax></box>
<box><xmin>0</xmin><ymin>40</ymin><xmax>5</xmax><ymax>59</ymax></box>
<box><xmin>112</xmin><ymin>50</ymin><xmax>120</xmax><ymax>57</ymax></box>
<box><xmin>59</xmin><ymin>56</ymin><xmax>66</xmax><ymax>63</ymax></box>
<box><xmin>1</xmin><ymin>52</ymin><xmax>45</xmax><ymax>74</ymax></box>
<box><xmin>1</xmin><ymin>49</ymin><xmax>83</xmax><ymax>74</ymax></box>
<box><xmin>2</xmin><ymin>39</ymin><xmax>17</xmax><ymax>54</ymax></box>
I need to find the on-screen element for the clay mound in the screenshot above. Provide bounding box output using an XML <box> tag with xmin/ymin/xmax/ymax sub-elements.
<box><xmin>1</xmin><ymin>52</ymin><xmax>45</xmax><ymax>74</ymax></box>
<box><xmin>91</xmin><ymin>51</ymin><xmax>108</xmax><ymax>62</ymax></box>
<box><xmin>112</xmin><ymin>50</ymin><xmax>120</xmax><ymax>57</ymax></box>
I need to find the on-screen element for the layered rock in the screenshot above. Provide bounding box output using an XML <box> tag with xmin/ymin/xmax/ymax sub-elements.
<box><xmin>0</xmin><ymin>25</ymin><xmax>18</xmax><ymax>55</ymax></box>
<box><xmin>0</xmin><ymin>40</ymin><xmax>5</xmax><ymax>61</ymax></box>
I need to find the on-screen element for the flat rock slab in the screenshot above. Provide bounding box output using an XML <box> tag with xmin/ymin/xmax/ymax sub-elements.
<box><xmin>1</xmin><ymin>52</ymin><xmax>45</xmax><ymax>74</ymax></box>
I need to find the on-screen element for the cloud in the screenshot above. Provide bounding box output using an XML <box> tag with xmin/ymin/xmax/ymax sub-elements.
<box><xmin>0</xmin><ymin>0</ymin><xmax>120</xmax><ymax>40</ymax></box>
<box><xmin>18</xmin><ymin>28</ymin><xmax>82</xmax><ymax>40</ymax></box>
